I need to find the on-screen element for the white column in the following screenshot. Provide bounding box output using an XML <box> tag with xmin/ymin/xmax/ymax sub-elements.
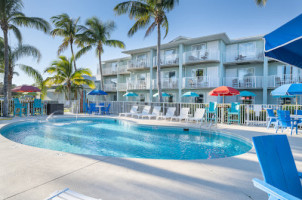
<box><xmin>149</xmin><ymin>49</ymin><xmax>154</xmax><ymax>102</ymax></box>
<box><xmin>178</xmin><ymin>44</ymin><xmax>184</xmax><ymax>102</ymax></box>
<box><xmin>263</xmin><ymin>57</ymin><xmax>268</xmax><ymax>104</ymax></box>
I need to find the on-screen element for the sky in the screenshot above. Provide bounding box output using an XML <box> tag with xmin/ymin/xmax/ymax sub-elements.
<box><xmin>2</xmin><ymin>0</ymin><xmax>302</xmax><ymax>85</ymax></box>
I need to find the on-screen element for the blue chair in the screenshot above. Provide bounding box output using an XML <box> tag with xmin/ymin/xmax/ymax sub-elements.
<box><xmin>32</xmin><ymin>99</ymin><xmax>43</xmax><ymax>116</ymax></box>
<box><xmin>276</xmin><ymin>110</ymin><xmax>298</xmax><ymax>135</ymax></box>
<box><xmin>227</xmin><ymin>102</ymin><xmax>240</xmax><ymax>124</ymax></box>
<box><xmin>295</xmin><ymin>110</ymin><xmax>302</xmax><ymax>115</ymax></box>
<box><xmin>252</xmin><ymin>135</ymin><xmax>302</xmax><ymax>200</ymax></box>
<box><xmin>206</xmin><ymin>102</ymin><xmax>217</xmax><ymax>123</ymax></box>
<box><xmin>89</xmin><ymin>103</ymin><xmax>99</xmax><ymax>114</ymax></box>
<box><xmin>13</xmin><ymin>98</ymin><xmax>27</xmax><ymax>117</ymax></box>
<box><xmin>84</xmin><ymin>103</ymin><xmax>89</xmax><ymax>114</ymax></box>
<box><xmin>266</xmin><ymin>109</ymin><xmax>277</xmax><ymax>129</ymax></box>
<box><xmin>101</xmin><ymin>103</ymin><xmax>111</xmax><ymax>115</ymax></box>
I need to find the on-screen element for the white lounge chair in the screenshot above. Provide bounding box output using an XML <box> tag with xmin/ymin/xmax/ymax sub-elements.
<box><xmin>119</xmin><ymin>106</ymin><xmax>138</xmax><ymax>117</ymax></box>
<box><xmin>142</xmin><ymin>106</ymin><xmax>161</xmax><ymax>119</ymax></box>
<box><xmin>171</xmin><ymin>107</ymin><xmax>190</xmax><ymax>122</ymax></box>
<box><xmin>46</xmin><ymin>188</ymin><xmax>101</xmax><ymax>200</ymax></box>
<box><xmin>188</xmin><ymin>108</ymin><xmax>205</xmax><ymax>123</ymax></box>
<box><xmin>157</xmin><ymin>107</ymin><xmax>176</xmax><ymax>120</ymax></box>
<box><xmin>132</xmin><ymin>106</ymin><xmax>151</xmax><ymax>118</ymax></box>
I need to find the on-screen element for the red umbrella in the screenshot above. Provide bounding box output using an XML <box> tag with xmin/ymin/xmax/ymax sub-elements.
<box><xmin>12</xmin><ymin>85</ymin><xmax>41</xmax><ymax>93</ymax></box>
<box><xmin>209</xmin><ymin>86</ymin><xmax>240</xmax><ymax>103</ymax></box>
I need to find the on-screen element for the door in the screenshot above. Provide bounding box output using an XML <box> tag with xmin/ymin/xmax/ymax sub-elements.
<box><xmin>207</xmin><ymin>67</ymin><xmax>218</xmax><ymax>87</ymax></box>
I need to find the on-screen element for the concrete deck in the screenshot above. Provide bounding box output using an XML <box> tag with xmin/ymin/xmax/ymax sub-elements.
<box><xmin>0</xmin><ymin>115</ymin><xmax>302</xmax><ymax>200</ymax></box>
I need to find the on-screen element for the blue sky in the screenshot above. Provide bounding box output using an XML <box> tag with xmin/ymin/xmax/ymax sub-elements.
<box><xmin>3</xmin><ymin>0</ymin><xmax>302</xmax><ymax>85</ymax></box>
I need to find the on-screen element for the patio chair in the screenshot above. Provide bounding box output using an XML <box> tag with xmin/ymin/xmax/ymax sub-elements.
<box><xmin>157</xmin><ymin>107</ymin><xmax>176</xmax><ymax>120</ymax></box>
<box><xmin>101</xmin><ymin>104</ymin><xmax>111</xmax><ymax>115</ymax></box>
<box><xmin>276</xmin><ymin>110</ymin><xmax>298</xmax><ymax>135</ymax></box>
<box><xmin>266</xmin><ymin>109</ymin><xmax>277</xmax><ymax>129</ymax></box>
<box><xmin>119</xmin><ymin>106</ymin><xmax>138</xmax><ymax>117</ymax></box>
<box><xmin>13</xmin><ymin>98</ymin><xmax>27</xmax><ymax>117</ymax></box>
<box><xmin>32</xmin><ymin>99</ymin><xmax>43</xmax><ymax>116</ymax></box>
<box><xmin>188</xmin><ymin>108</ymin><xmax>205</xmax><ymax>123</ymax></box>
<box><xmin>171</xmin><ymin>107</ymin><xmax>190</xmax><ymax>122</ymax></box>
<box><xmin>206</xmin><ymin>102</ymin><xmax>217</xmax><ymax>123</ymax></box>
<box><xmin>46</xmin><ymin>188</ymin><xmax>101</xmax><ymax>200</ymax></box>
<box><xmin>252</xmin><ymin>135</ymin><xmax>302</xmax><ymax>200</ymax></box>
<box><xmin>84</xmin><ymin>103</ymin><xmax>90</xmax><ymax>114</ymax></box>
<box><xmin>141</xmin><ymin>106</ymin><xmax>161</xmax><ymax>119</ymax></box>
<box><xmin>132</xmin><ymin>106</ymin><xmax>151</xmax><ymax>118</ymax></box>
<box><xmin>227</xmin><ymin>102</ymin><xmax>240</xmax><ymax>124</ymax></box>
<box><xmin>295</xmin><ymin>110</ymin><xmax>302</xmax><ymax>115</ymax></box>
<box><xmin>89</xmin><ymin>103</ymin><xmax>99</xmax><ymax>114</ymax></box>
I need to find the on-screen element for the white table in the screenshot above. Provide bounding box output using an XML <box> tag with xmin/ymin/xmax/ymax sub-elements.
<box><xmin>96</xmin><ymin>105</ymin><xmax>105</xmax><ymax>115</ymax></box>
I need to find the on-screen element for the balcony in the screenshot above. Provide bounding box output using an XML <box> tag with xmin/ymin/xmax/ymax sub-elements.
<box><xmin>182</xmin><ymin>76</ymin><xmax>219</xmax><ymax>89</ymax></box>
<box><xmin>224</xmin><ymin>50</ymin><xmax>264</xmax><ymax>65</ymax></box>
<box><xmin>152</xmin><ymin>78</ymin><xmax>178</xmax><ymax>89</ymax></box>
<box><xmin>268</xmin><ymin>74</ymin><xmax>302</xmax><ymax>88</ymax></box>
<box><xmin>103</xmin><ymin>84</ymin><xmax>117</xmax><ymax>92</ymax></box>
<box><xmin>183</xmin><ymin>50</ymin><xmax>220</xmax><ymax>65</ymax></box>
<box><xmin>223</xmin><ymin>76</ymin><xmax>263</xmax><ymax>89</ymax></box>
<box><xmin>118</xmin><ymin>62</ymin><xmax>130</xmax><ymax>74</ymax></box>
<box><xmin>102</xmin><ymin>68</ymin><xmax>117</xmax><ymax>76</ymax></box>
<box><xmin>117</xmin><ymin>83</ymin><xmax>127</xmax><ymax>91</ymax></box>
<box><xmin>127</xmin><ymin>80</ymin><xmax>150</xmax><ymax>90</ymax></box>
<box><xmin>127</xmin><ymin>59</ymin><xmax>150</xmax><ymax>71</ymax></box>
<box><xmin>153</xmin><ymin>54</ymin><xmax>179</xmax><ymax>67</ymax></box>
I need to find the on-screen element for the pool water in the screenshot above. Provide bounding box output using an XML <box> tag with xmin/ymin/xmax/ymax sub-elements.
<box><xmin>0</xmin><ymin>118</ymin><xmax>252</xmax><ymax>160</ymax></box>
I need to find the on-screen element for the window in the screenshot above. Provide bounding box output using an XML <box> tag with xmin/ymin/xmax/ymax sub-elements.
<box><xmin>195</xmin><ymin>94</ymin><xmax>204</xmax><ymax>103</ymax></box>
<box><xmin>140</xmin><ymin>94</ymin><xmax>145</xmax><ymax>102</ymax></box>
<box><xmin>163</xmin><ymin>71</ymin><xmax>176</xmax><ymax>79</ymax></box>
<box><xmin>239</xmin><ymin>42</ymin><xmax>256</xmax><ymax>57</ymax></box>
<box><xmin>165</xmin><ymin>49</ymin><xmax>176</xmax><ymax>56</ymax></box>
<box><xmin>238</xmin><ymin>68</ymin><xmax>254</xmax><ymax>79</ymax></box>
<box><xmin>192</xmin><ymin>44</ymin><xmax>206</xmax><ymax>51</ymax></box>
<box><xmin>168</xmin><ymin>94</ymin><xmax>174</xmax><ymax>102</ymax></box>
<box><xmin>137</xmin><ymin>54</ymin><xmax>146</xmax><ymax>61</ymax></box>
<box><xmin>111</xmin><ymin>62</ymin><xmax>118</xmax><ymax>69</ymax></box>
<box><xmin>192</xmin><ymin>69</ymin><xmax>204</xmax><ymax>77</ymax></box>
<box><xmin>139</xmin><ymin>74</ymin><xmax>146</xmax><ymax>81</ymax></box>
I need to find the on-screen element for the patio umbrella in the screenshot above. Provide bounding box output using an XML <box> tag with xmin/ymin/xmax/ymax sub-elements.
<box><xmin>239</xmin><ymin>91</ymin><xmax>256</xmax><ymax>97</ymax></box>
<box><xmin>12</xmin><ymin>85</ymin><xmax>41</xmax><ymax>93</ymax></box>
<box><xmin>182</xmin><ymin>92</ymin><xmax>199</xmax><ymax>97</ymax></box>
<box><xmin>264</xmin><ymin>14</ymin><xmax>302</xmax><ymax>68</ymax></box>
<box><xmin>123</xmin><ymin>92</ymin><xmax>138</xmax><ymax>97</ymax></box>
<box><xmin>87</xmin><ymin>90</ymin><xmax>107</xmax><ymax>103</ymax></box>
<box><xmin>209</xmin><ymin>86</ymin><xmax>240</xmax><ymax>103</ymax></box>
<box><xmin>153</xmin><ymin>92</ymin><xmax>170</xmax><ymax>97</ymax></box>
<box><xmin>271</xmin><ymin>84</ymin><xmax>302</xmax><ymax>106</ymax></box>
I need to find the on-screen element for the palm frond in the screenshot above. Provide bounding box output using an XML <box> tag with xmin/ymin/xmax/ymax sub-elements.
<box><xmin>255</xmin><ymin>0</ymin><xmax>267</xmax><ymax>6</ymax></box>
<box><xmin>8</xmin><ymin>24</ymin><xmax>22</xmax><ymax>43</ymax></box>
<box><xmin>75</xmin><ymin>45</ymin><xmax>92</xmax><ymax>60</ymax></box>
<box><xmin>105</xmin><ymin>40</ymin><xmax>125</xmax><ymax>49</ymax></box>
<box><xmin>12</xmin><ymin>44</ymin><xmax>41</xmax><ymax>62</ymax></box>
<box><xmin>11</xmin><ymin>16</ymin><xmax>50</xmax><ymax>33</ymax></box>
<box><xmin>19</xmin><ymin>64</ymin><xmax>43</xmax><ymax>83</ymax></box>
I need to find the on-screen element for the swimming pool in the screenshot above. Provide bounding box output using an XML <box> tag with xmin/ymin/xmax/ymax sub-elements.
<box><xmin>0</xmin><ymin>118</ymin><xmax>252</xmax><ymax>160</ymax></box>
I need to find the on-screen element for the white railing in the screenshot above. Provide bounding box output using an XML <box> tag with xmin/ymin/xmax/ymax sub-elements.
<box><xmin>152</xmin><ymin>78</ymin><xmax>178</xmax><ymax>89</ymax></box>
<box><xmin>153</xmin><ymin>54</ymin><xmax>179</xmax><ymax>66</ymax></box>
<box><xmin>103</xmin><ymin>68</ymin><xmax>117</xmax><ymax>75</ymax></box>
<box><xmin>117</xmin><ymin>83</ymin><xmax>127</xmax><ymax>91</ymax></box>
<box><xmin>118</xmin><ymin>63</ymin><xmax>130</xmax><ymax>74</ymax></box>
<box><xmin>0</xmin><ymin>99</ymin><xmax>48</xmax><ymax>116</ymax></box>
<box><xmin>223</xmin><ymin>76</ymin><xmax>263</xmax><ymax>89</ymax></box>
<box><xmin>225</xmin><ymin>50</ymin><xmax>264</xmax><ymax>63</ymax></box>
<box><xmin>268</xmin><ymin>74</ymin><xmax>302</xmax><ymax>88</ymax></box>
<box><xmin>128</xmin><ymin>59</ymin><xmax>150</xmax><ymax>70</ymax></box>
<box><xmin>104</xmin><ymin>84</ymin><xmax>117</xmax><ymax>91</ymax></box>
<box><xmin>127</xmin><ymin>80</ymin><xmax>150</xmax><ymax>90</ymax></box>
<box><xmin>183</xmin><ymin>50</ymin><xmax>220</xmax><ymax>64</ymax></box>
<box><xmin>182</xmin><ymin>76</ymin><xmax>219</xmax><ymax>89</ymax></box>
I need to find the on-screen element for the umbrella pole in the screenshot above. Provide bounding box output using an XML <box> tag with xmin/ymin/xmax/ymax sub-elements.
<box><xmin>296</xmin><ymin>96</ymin><xmax>298</xmax><ymax>114</ymax></box>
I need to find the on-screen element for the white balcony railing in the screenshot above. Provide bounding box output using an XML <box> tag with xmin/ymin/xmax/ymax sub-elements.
<box><xmin>117</xmin><ymin>83</ymin><xmax>127</xmax><ymax>91</ymax></box>
<box><xmin>225</xmin><ymin>50</ymin><xmax>264</xmax><ymax>63</ymax></box>
<box><xmin>182</xmin><ymin>76</ymin><xmax>219</xmax><ymax>89</ymax></box>
<box><xmin>223</xmin><ymin>76</ymin><xmax>263</xmax><ymax>88</ymax></box>
<box><xmin>268</xmin><ymin>74</ymin><xmax>302</xmax><ymax>88</ymax></box>
<box><xmin>152</xmin><ymin>78</ymin><xmax>178</xmax><ymax>89</ymax></box>
<box><xmin>127</xmin><ymin>80</ymin><xmax>150</xmax><ymax>90</ymax></box>
<box><xmin>103</xmin><ymin>68</ymin><xmax>117</xmax><ymax>75</ymax></box>
<box><xmin>103</xmin><ymin>84</ymin><xmax>117</xmax><ymax>91</ymax></box>
<box><xmin>153</xmin><ymin>54</ymin><xmax>179</xmax><ymax>66</ymax></box>
<box><xmin>118</xmin><ymin>62</ymin><xmax>130</xmax><ymax>74</ymax></box>
<box><xmin>183</xmin><ymin>50</ymin><xmax>220</xmax><ymax>64</ymax></box>
<box><xmin>128</xmin><ymin>59</ymin><xmax>150</xmax><ymax>70</ymax></box>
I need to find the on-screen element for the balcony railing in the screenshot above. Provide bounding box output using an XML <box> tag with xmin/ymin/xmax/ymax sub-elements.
<box><xmin>153</xmin><ymin>54</ymin><xmax>179</xmax><ymax>66</ymax></box>
<box><xmin>223</xmin><ymin>76</ymin><xmax>263</xmax><ymax>88</ymax></box>
<box><xmin>183</xmin><ymin>50</ymin><xmax>220</xmax><ymax>64</ymax></box>
<box><xmin>182</xmin><ymin>76</ymin><xmax>219</xmax><ymax>89</ymax></box>
<box><xmin>103</xmin><ymin>68</ymin><xmax>117</xmax><ymax>76</ymax></box>
<box><xmin>152</xmin><ymin>78</ymin><xmax>178</xmax><ymax>89</ymax></box>
<box><xmin>118</xmin><ymin>63</ymin><xmax>130</xmax><ymax>74</ymax></box>
<box><xmin>225</xmin><ymin>50</ymin><xmax>264</xmax><ymax>63</ymax></box>
<box><xmin>127</xmin><ymin>80</ymin><xmax>150</xmax><ymax>90</ymax></box>
<box><xmin>128</xmin><ymin>59</ymin><xmax>150</xmax><ymax>70</ymax></box>
<box><xmin>117</xmin><ymin>83</ymin><xmax>127</xmax><ymax>91</ymax></box>
<box><xmin>268</xmin><ymin>74</ymin><xmax>302</xmax><ymax>88</ymax></box>
<box><xmin>103</xmin><ymin>84</ymin><xmax>117</xmax><ymax>91</ymax></box>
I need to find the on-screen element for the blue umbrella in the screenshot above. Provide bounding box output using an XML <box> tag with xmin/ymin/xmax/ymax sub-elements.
<box><xmin>123</xmin><ymin>92</ymin><xmax>138</xmax><ymax>97</ymax></box>
<box><xmin>153</xmin><ymin>92</ymin><xmax>170</xmax><ymax>97</ymax></box>
<box><xmin>182</xmin><ymin>92</ymin><xmax>199</xmax><ymax>97</ymax></box>
<box><xmin>264</xmin><ymin>14</ymin><xmax>302</xmax><ymax>68</ymax></box>
<box><xmin>87</xmin><ymin>90</ymin><xmax>107</xmax><ymax>95</ymax></box>
<box><xmin>239</xmin><ymin>91</ymin><xmax>256</xmax><ymax>97</ymax></box>
<box><xmin>271</xmin><ymin>84</ymin><xmax>302</xmax><ymax>106</ymax></box>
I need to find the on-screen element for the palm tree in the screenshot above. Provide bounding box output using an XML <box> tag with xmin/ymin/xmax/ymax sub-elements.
<box><xmin>44</xmin><ymin>56</ymin><xmax>95</xmax><ymax>102</ymax></box>
<box><xmin>76</xmin><ymin>17</ymin><xmax>125</xmax><ymax>91</ymax></box>
<box><xmin>51</xmin><ymin>13</ymin><xmax>82</xmax><ymax>71</ymax></box>
<box><xmin>114</xmin><ymin>0</ymin><xmax>179</xmax><ymax>102</ymax></box>
<box><xmin>0</xmin><ymin>0</ymin><xmax>50</xmax><ymax>116</ymax></box>
<box><xmin>19</xmin><ymin>65</ymin><xmax>47</xmax><ymax>99</ymax></box>
<box><xmin>255</xmin><ymin>0</ymin><xmax>267</xmax><ymax>6</ymax></box>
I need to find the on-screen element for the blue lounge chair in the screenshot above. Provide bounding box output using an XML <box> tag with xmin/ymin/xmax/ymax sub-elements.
<box><xmin>206</xmin><ymin>102</ymin><xmax>217</xmax><ymax>123</ymax></box>
<box><xmin>295</xmin><ymin>110</ymin><xmax>302</xmax><ymax>115</ymax></box>
<box><xmin>276</xmin><ymin>110</ymin><xmax>298</xmax><ymax>135</ymax></box>
<box><xmin>13</xmin><ymin>98</ymin><xmax>27</xmax><ymax>117</ymax></box>
<box><xmin>227</xmin><ymin>102</ymin><xmax>240</xmax><ymax>124</ymax></box>
<box><xmin>252</xmin><ymin>135</ymin><xmax>302</xmax><ymax>200</ymax></box>
<box><xmin>266</xmin><ymin>109</ymin><xmax>277</xmax><ymax>129</ymax></box>
<box><xmin>32</xmin><ymin>99</ymin><xmax>43</xmax><ymax>116</ymax></box>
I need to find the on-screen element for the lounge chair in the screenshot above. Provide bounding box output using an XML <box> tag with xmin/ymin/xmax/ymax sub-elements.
<box><xmin>227</xmin><ymin>102</ymin><xmax>240</xmax><ymax>124</ymax></box>
<box><xmin>276</xmin><ymin>110</ymin><xmax>298</xmax><ymax>135</ymax></box>
<box><xmin>119</xmin><ymin>106</ymin><xmax>138</xmax><ymax>117</ymax></box>
<box><xmin>266</xmin><ymin>109</ymin><xmax>277</xmax><ymax>129</ymax></box>
<box><xmin>142</xmin><ymin>106</ymin><xmax>161</xmax><ymax>119</ymax></box>
<box><xmin>206</xmin><ymin>102</ymin><xmax>217</xmax><ymax>123</ymax></box>
<box><xmin>171</xmin><ymin>107</ymin><xmax>190</xmax><ymax>122</ymax></box>
<box><xmin>188</xmin><ymin>108</ymin><xmax>205</xmax><ymax>123</ymax></box>
<box><xmin>46</xmin><ymin>188</ymin><xmax>101</xmax><ymax>200</ymax></box>
<box><xmin>132</xmin><ymin>106</ymin><xmax>151</xmax><ymax>118</ymax></box>
<box><xmin>157</xmin><ymin>107</ymin><xmax>176</xmax><ymax>120</ymax></box>
<box><xmin>13</xmin><ymin>98</ymin><xmax>27</xmax><ymax>117</ymax></box>
<box><xmin>252</xmin><ymin>135</ymin><xmax>302</xmax><ymax>200</ymax></box>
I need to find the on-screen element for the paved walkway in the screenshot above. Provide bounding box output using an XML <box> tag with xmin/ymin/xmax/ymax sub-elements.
<box><xmin>0</xmin><ymin>115</ymin><xmax>301</xmax><ymax>200</ymax></box>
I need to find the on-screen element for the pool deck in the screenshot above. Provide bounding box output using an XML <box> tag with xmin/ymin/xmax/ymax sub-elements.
<box><xmin>0</xmin><ymin>114</ymin><xmax>302</xmax><ymax>200</ymax></box>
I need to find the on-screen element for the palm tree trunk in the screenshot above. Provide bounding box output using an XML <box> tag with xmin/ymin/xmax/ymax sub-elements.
<box><xmin>70</xmin><ymin>42</ymin><xmax>77</xmax><ymax>71</ymax></box>
<box><xmin>2</xmin><ymin>28</ymin><xmax>9</xmax><ymax>116</ymax></box>
<box><xmin>98</xmin><ymin>50</ymin><xmax>104</xmax><ymax>91</ymax></box>
<box><xmin>7</xmin><ymin>64</ymin><xmax>13</xmax><ymax>100</ymax></box>
<box><xmin>157</xmin><ymin>24</ymin><xmax>163</xmax><ymax>102</ymax></box>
